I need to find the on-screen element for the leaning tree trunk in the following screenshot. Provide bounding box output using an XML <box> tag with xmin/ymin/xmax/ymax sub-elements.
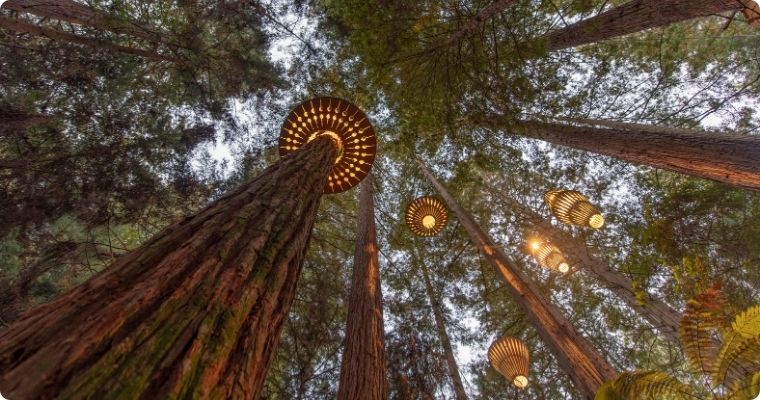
<box><xmin>0</xmin><ymin>16</ymin><xmax>180</xmax><ymax>63</ymax></box>
<box><xmin>512</xmin><ymin>119</ymin><xmax>760</xmax><ymax>191</ymax></box>
<box><xmin>418</xmin><ymin>262</ymin><xmax>469</xmax><ymax>400</ymax></box>
<box><xmin>478</xmin><ymin>177</ymin><xmax>682</xmax><ymax>344</ymax></box>
<box><xmin>338</xmin><ymin>175</ymin><xmax>389</xmax><ymax>400</ymax></box>
<box><xmin>0</xmin><ymin>136</ymin><xmax>338</xmax><ymax>399</ymax></box>
<box><xmin>542</xmin><ymin>0</ymin><xmax>748</xmax><ymax>51</ymax></box>
<box><xmin>3</xmin><ymin>0</ymin><xmax>169</xmax><ymax>44</ymax></box>
<box><xmin>418</xmin><ymin>159</ymin><xmax>618</xmax><ymax>399</ymax></box>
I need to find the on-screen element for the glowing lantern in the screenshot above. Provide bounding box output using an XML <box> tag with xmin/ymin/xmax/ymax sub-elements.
<box><xmin>279</xmin><ymin>97</ymin><xmax>377</xmax><ymax>194</ymax></box>
<box><xmin>529</xmin><ymin>239</ymin><xmax>569</xmax><ymax>273</ymax></box>
<box><xmin>405</xmin><ymin>196</ymin><xmax>448</xmax><ymax>237</ymax></box>
<box><xmin>488</xmin><ymin>336</ymin><xmax>530</xmax><ymax>389</ymax></box>
<box><xmin>544</xmin><ymin>188</ymin><xmax>604</xmax><ymax>229</ymax></box>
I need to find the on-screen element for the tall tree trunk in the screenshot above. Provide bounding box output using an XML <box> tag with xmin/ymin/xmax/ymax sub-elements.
<box><xmin>478</xmin><ymin>178</ymin><xmax>682</xmax><ymax>344</ymax></box>
<box><xmin>418</xmin><ymin>262</ymin><xmax>469</xmax><ymax>400</ymax></box>
<box><xmin>338</xmin><ymin>175</ymin><xmax>389</xmax><ymax>400</ymax></box>
<box><xmin>0</xmin><ymin>16</ymin><xmax>180</xmax><ymax>63</ymax></box>
<box><xmin>418</xmin><ymin>159</ymin><xmax>618</xmax><ymax>399</ymax></box>
<box><xmin>3</xmin><ymin>0</ymin><xmax>168</xmax><ymax>44</ymax></box>
<box><xmin>0</xmin><ymin>136</ymin><xmax>338</xmax><ymax>399</ymax></box>
<box><xmin>511</xmin><ymin>119</ymin><xmax>760</xmax><ymax>191</ymax></box>
<box><xmin>542</xmin><ymin>0</ymin><xmax>747</xmax><ymax>51</ymax></box>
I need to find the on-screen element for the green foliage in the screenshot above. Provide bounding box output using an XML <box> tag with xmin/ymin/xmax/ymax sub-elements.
<box><xmin>597</xmin><ymin>288</ymin><xmax>760</xmax><ymax>400</ymax></box>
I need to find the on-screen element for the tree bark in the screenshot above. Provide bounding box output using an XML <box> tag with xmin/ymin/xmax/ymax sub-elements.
<box><xmin>418</xmin><ymin>159</ymin><xmax>618</xmax><ymax>399</ymax></box>
<box><xmin>0</xmin><ymin>16</ymin><xmax>180</xmax><ymax>63</ymax></box>
<box><xmin>479</xmin><ymin>179</ymin><xmax>682</xmax><ymax>344</ymax></box>
<box><xmin>338</xmin><ymin>175</ymin><xmax>389</xmax><ymax>400</ymax></box>
<box><xmin>542</xmin><ymin>0</ymin><xmax>747</xmax><ymax>51</ymax></box>
<box><xmin>512</xmin><ymin>119</ymin><xmax>760</xmax><ymax>191</ymax></box>
<box><xmin>3</xmin><ymin>0</ymin><xmax>168</xmax><ymax>44</ymax></box>
<box><xmin>0</xmin><ymin>136</ymin><xmax>337</xmax><ymax>399</ymax></box>
<box><xmin>418</xmin><ymin>262</ymin><xmax>469</xmax><ymax>400</ymax></box>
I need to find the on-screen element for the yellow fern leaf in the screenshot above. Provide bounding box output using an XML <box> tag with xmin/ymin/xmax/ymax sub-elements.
<box><xmin>713</xmin><ymin>330</ymin><xmax>760</xmax><ymax>389</ymax></box>
<box><xmin>732</xmin><ymin>306</ymin><xmax>760</xmax><ymax>339</ymax></box>
<box><xmin>595</xmin><ymin>371</ymin><xmax>695</xmax><ymax>400</ymax></box>
<box><xmin>723</xmin><ymin>371</ymin><xmax>760</xmax><ymax>400</ymax></box>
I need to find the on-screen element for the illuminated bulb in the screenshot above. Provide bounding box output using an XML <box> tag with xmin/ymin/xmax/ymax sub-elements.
<box><xmin>589</xmin><ymin>214</ymin><xmax>605</xmax><ymax>229</ymax></box>
<box><xmin>422</xmin><ymin>215</ymin><xmax>436</xmax><ymax>229</ymax></box>
<box><xmin>513</xmin><ymin>375</ymin><xmax>528</xmax><ymax>388</ymax></box>
<box><xmin>558</xmin><ymin>262</ymin><xmax>569</xmax><ymax>273</ymax></box>
<box><xmin>530</xmin><ymin>240</ymin><xmax>541</xmax><ymax>251</ymax></box>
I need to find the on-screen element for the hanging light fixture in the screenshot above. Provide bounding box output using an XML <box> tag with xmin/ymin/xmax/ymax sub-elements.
<box><xmin>544</xmin><ymin>188</ymin><xmax>604</xmax><ymax>229</ymax></box>
<box><xmin>488</xmin><ymin>336</ymin><xmax>530</xmax><ymax>389</ymax></box>
<box><xmin>279</xmin><ymin>97</ymin><xmax>377</xmax><ymax>194</ymax></box>
<box><xmin>528</xmin><ymin>239</ymin><xmax>569</xmax><ymax>273</ymax></box>
<box><xmin>405</xmin><ymin>196</ymin><xmax>448</xmax><ymax>236</ymax></box>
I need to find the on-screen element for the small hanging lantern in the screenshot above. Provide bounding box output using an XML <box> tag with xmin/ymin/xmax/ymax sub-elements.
<box><xmin>405</xmin><ymin>196</ymin><xmax>448</xmax><ymax>236</ymax></box>
<box><xmin>279</xmin><ymin>97</ymin><xmax>377</xmax><ymax>194</ymax></box>
<box><xmin>544</xmin><ymin>188</ymin><xmax>604</xmax><ymax>229</ymax></box>
<box><xmin>488</xmin><ymin>336</ymin><xmax>530</xmax><ymax>389</ymax></box>
<box><xmin>529</xmin><ymin>239</ymin><xmax>569</xmax><ymax>273</ymax></box>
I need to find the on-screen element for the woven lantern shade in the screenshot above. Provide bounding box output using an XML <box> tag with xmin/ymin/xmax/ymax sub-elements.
<box><xmin>544</xmin><ymin>188</ymin><xmax>604</xmax><ymax>229</ymax></box>
<box><xmin>488</xmin><ymin>336</ymin><xmax>530</xmax><ymax>389</ymax></box>
<box><xmin>279</xmin><ymin>97</ymin><xmax>377</xmax><ymax>194</ymax></box>
<box><xmin>529</xmin><ymin>240</ymin><xmax>569</xmax><ymax>273</ymax></box>
<box><xmin>405</xmin><ymin>196</ymin><xmax>448</xmax><ymax>237</ymax></box>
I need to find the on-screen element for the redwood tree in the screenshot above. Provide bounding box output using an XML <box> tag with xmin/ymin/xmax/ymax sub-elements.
<box><xmin>479</xmin><ymin>179</ymin><xmax>682</xmax><ymax>344</ymax></box>
<box><xmin>418</xmin><ymin>260</ymin><xmax>469</xmax><ymax>400</ymax></box>
<box><xmin>418</xmin><ymin>159</ymin><xmax>618</xmax><ymax>399</ymax></box>
<box><xmin>337</xmin><ymin>175</ymin><xmax>389</xmax><ymax>400</ymax></box>
<box><xmin>0</xmin><ymin>136</ymin><xmax>338</xmax><ymax>399</ymax></box>
<box><xmin>512</xmin><ymin>119</ymin><xmax>760</xmax><ymax>191</ymax></box>
<box><xmin>542</xmin><ymin>0</ymin><xmax>749</xmax><ymax>51</ymax></box>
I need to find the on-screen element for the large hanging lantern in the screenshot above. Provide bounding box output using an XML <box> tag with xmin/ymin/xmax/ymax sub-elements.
<box><xmin>488</xmin><ymin>336</ymin><xmax>530</xmax><ymax>389</ymax></box>
<box><xmin>405</xmin><ymin>196</ymin><xmax>448</xmax><ymax>236</ymax></box>
<box><xmin>529</xmin><ymin>239</ymin><xmax>569</xmax><ymax>273</ymax></box>
<box><xmin>544</xmin><ymin>188</ymin><xmax>604</xmax><ymax>229</ymax></box>
<box><xmin>279</xmin><ymin>97</ymin><xmax>377</xmax><ymax>194</ymax></box>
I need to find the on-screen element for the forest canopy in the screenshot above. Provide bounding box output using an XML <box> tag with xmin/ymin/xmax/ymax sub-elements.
<box><xmin>1</xmin><ymin>0</ymin><xmax>759</xmax><ymax>399</ymax></box>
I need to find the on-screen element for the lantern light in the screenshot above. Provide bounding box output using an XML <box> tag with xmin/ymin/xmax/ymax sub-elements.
<box><xmin>279</xmin><ymin>97</ymin><xmax>377</xmax><ymax>194</ymax></box>
<box><xmin>544</xmin><ymin>188</ymin><xmax>604</xmax><ymax>229</ymax></box>
<box><xmin>488</xmin><ymin>336</ymin><xmax>530</xmax><ymax>389</ymax></box>
<box><xmin>405</xmin><ymin>196</ymin><xmax>448</xmax><ymax>237</ymax></box>
<box><xmin>529</xmin><ymin>239</ymin><xmax>569</xmax><ymax>273</ymax></box>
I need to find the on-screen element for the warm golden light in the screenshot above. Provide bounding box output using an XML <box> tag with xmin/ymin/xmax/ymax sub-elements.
<box><xmin>544</xmin><ymin>188</ymin><xmax>605</xmax><ymax>229</ymax></box>
<box><xmin>589</xmin><ymin>214</ymin><xmax>605</xmax><ymax>229</ymax></box>
<box><xmin>528</xmin><ymin>238</ymin><xmax>570</xmax><ymax>273</ymax></box>
<box><xmin>405</xmin><ymin>197</ymin><xmax>448</xmax><ymax>237</ymax></box>
<box><xmin>488</xmin><ymin>336</ymin><xmax>530</xmax><ymax>389</ymax></box>
<box><xmin>279</xmin><ymin>97</ymin><xmax>377</xmax><ymax>194</ymax></box>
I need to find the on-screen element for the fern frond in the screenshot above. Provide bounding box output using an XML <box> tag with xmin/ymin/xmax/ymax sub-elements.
<box><xmin>713</xmin><ymin>330</ymin><xmax>760</xmax><ymax>389</ymax></box>
<box><xmin>594</xmin><ymin>371</ymin><xmax>696</xmax><ymax>400</ymax></box>
<box><xmin>680</xmin><ymin>285</ymin><xmax>728</xmax><ymax>375</ymax></box>
<box><xmin>732</xmin><ymin>305</ymin><xmax>760</xmax><ymax>339</ymax></box>
<box><xmin>723</xmin><ymin>371</ymin><xmax>760</xmax><ymax>400</ymax></box>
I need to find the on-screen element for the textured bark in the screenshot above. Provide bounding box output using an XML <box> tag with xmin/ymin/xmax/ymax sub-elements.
<box><xmin>743</xmin><ymin>0</ymin><xmax>760</xmax><ymax>27</ymax></box>
<box><xmin>419</xmin><ymin>262</ymin><xmax>469</xmax><ymax>400</ymax></box>
<box><xmin>481</xmin><ymin>181</ymin><xmax>682</xmax><ymax>344</ymax></box>
<box><xmin>0</xmin><ymin>16</ymin><xmax>179</xmax><ymax>62</ymax></box>
<box><xmin>514</xmin><ymin>119</ymin><xmax>760</xmax><ymax>191</ymax></box>
<box><xmin>337</xmin><ymin>176</ymin><xmax>389</xmax><ymax>400</ymax></box>
<box><xmin>4</xmin><ymin>0</ymin><xmax>168</xmax><ymax>43</ymax></box>
<box><xmin>542</xmin><ymin>0</ymin><xmax>746</xmax><ymax>51</ymax></box>
<box><xmin>0</xmin><ymin>136</ymin><xmax>337</xmax><ymax>399</ymax></box>
<box><xmin>418</xmin><ymin>159</ymin><xmax>618</xmax><ymax>399</ymax></box>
